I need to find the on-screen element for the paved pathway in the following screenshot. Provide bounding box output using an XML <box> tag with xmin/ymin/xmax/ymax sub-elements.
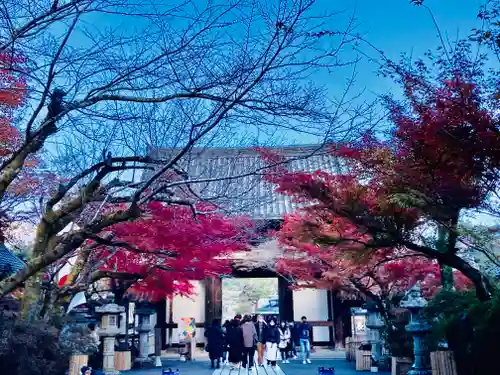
<box><xmin>123</xmin><ymin>359</ymin><xmax>391</xmax><ymax>375</ymax></box>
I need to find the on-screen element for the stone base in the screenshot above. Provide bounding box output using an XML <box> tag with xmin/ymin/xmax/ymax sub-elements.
<box><xmin>155</xmin><ymin>356</ymin><xmax>162</xmax><ymax>367</ymax></box>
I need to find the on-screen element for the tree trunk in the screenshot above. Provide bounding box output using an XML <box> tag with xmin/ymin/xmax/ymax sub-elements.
<box><xmin>437</xmin><ymin>225</ymin><xmax>454</xmax><ymax>290</ymax></box>
<box><xmin>439</xmin><ymin>263</ymin><xmax>454</xmax><ymax>291</ymax></box>
<box><xmin>21</xmin><ymin>272</ymin><xmax>44</xmax><ymax>319</ymax></box>
<box><xmin>444</xmin><ymin>252</ymin><xmax>493</xmax><ymax>301</ymax></box>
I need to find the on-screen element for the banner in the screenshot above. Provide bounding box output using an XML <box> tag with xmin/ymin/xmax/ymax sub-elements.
<box><xmin>179</xmin><ymin>317</ymin><xmax>196</xmax><ymax>341</ymax></box>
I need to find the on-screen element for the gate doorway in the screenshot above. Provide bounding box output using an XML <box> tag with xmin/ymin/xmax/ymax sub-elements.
<box><xmin>222</xmin><ymin>277</ymin><xmax>279</xmax><ymax>321</ymax></box>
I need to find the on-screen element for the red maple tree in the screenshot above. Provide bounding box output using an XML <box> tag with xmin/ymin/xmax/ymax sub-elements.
<box><xmin>259</xmin><ymin>70</ymin><xmax>497</xmax><ymax>301</ymax></box>
<box><xmin>275</xmin><ymin>210</ymin><xmax>472</xmax><ymax>308</ymax></box>
<box><xmin>0</xmin><ymin>52</ymin><xmax>26</xmax><ymax>155</ymax></box>
<box><xmin>0</xmin><ymin>52</ymin><xmax>58</xmax><ymax>239</ymax></box>
<box><xmin>61</xmin><ymin>201</ymin><xmax>251</xmax><ymax>301</ymax></box>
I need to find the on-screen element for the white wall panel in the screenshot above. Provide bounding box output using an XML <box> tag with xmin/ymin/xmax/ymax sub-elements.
<box><xmin>292</xmin><ymin>288</ymin><xmax>330</xmax><ymax>342</ymax></box>
<box><xmin>171</xmin><ymin>281</ymin><xmax>206</xmax><ymax>343</ymax></box>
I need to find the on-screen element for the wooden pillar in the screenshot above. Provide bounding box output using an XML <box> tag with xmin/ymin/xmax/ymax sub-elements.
<box><xmin>327</xmin><ymin>290</ymin><xmax>335</xmax><ymax>348</ymax></box>
<box><xmin>205</xmin><ymin>276</ymin><xmax>222</xmax><ymax>325</ymax></box>
<box><xmin>167</xmin><ymin>297</ymin><xmax>173</xmax><ymax>347</ymax></box>
<box><xmin>333</xmin><ymin>292</ymin><xmax>352</xmax><ymax>349</ymax></box>
<box><xmin>278</xmin><ymin>276</ymin><xmax>294</xmax><ymax>323</ymax></box>
<box><xmin>155</xmin><ymin>300</ymin><xmax>167</xmax><ymax>350</ymax></box>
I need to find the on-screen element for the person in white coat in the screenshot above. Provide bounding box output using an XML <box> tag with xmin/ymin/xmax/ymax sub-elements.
<box><xmin>278</xmin><ymin>321</ymin><xmax>291</xmax><ymax>363</ymax></box>
<box><xmin>264</xmin><ymin>319</ymin><xmax>280</xmax><ymax>368</ymax></box>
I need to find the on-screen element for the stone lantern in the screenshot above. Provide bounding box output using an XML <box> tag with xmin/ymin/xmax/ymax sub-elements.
<box><xmin>134</xmin><ymin>302</ymin><xmax>156</xmax><ymax>365</ymax></box>
<box><xmin>400</xmin><ymin>282</ymin><xmax>432</xmax><ymax>375</ymax></box>
<box><xmin>365</xmin><ymin>301</ymin><xmax>385</xmax><ymax>371</ymax></box>
<box><xmin>95</xmin><ymin>300</ymin><xmax>125</xmax><ymax>375</ymax></box>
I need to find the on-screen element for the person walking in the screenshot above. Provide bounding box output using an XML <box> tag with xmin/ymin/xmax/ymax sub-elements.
<box><xmin>264</xmin><ymin>318</ymin><xmax>280</xmax><ymax>368</ymax></box>
<box><xmin>205</xmin><ymin>319</ymin><xmax>225</xmax><ymax>369</ymax></box>
<box><xmin>254</xmin><ymin>314</ymin><xmax>267</xmax><ymax>367</ymax></box>
<box><xmin>221</xmin><ymin>320</ymin><xmax>230</xmax><ymax>364</ymax></box>
<box><xmin>278</xmin><ymin>321</ymin><xmax>291</xmax><ymax>364</ymax></box>
<box><xmin>226</xmin><ymin>317</ymin><xmax>244</xmax><ymax>369</ymax></box>
<box><xmin>241</xmin><ymin>314</ymin><xmax>258</xmax><ymax>370</ymax></box>
<box><xmin>298</xmin><ymin>316</ymin><xmax>312</xmax><ymax>364</ymax></box>
<box><xmin>289</xmin><ymin>321</ymin><xmax>300</xmax><ymax>359</ymax></box>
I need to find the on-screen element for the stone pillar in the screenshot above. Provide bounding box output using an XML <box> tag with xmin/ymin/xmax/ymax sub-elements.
<box><xmin>366</xmin><ymin>302</ymin><xmax>385</xmax><ymax>371</ymax></box>
<box><xmin>400</xmin><ymin>282</ymin><xmax>432</xmax><ymax>375</ymax></box>
<box><xmin>95</xmin><ymin>303</ymin><xmax>125</xmax><ymax>375</ymax></box>
<box><xmin>135</xmin><ymin>302</ymin><xmax>155</xmax><ymax>365</ymax></box>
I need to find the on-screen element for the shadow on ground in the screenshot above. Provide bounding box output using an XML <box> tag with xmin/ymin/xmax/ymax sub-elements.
<box><xmin>122</xmin><ymin>359</ymin><xmax>391</xmax><ymax>375</ymax></box>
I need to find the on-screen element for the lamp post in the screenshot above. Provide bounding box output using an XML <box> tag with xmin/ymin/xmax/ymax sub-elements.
<box><xmin>365</xmin><ymin>301</ymin><xmax>385</xmax><ymax>372</ymax></box>
<box><xmin>95</xmin><ymin>297</ymin><xmax>125</xmax><ymax>375</ymax></box>
<box><xmin>400</xmin><ymin>282</ymin><xmax>432</xmax><ymax>375</ymax></box>
<box><xmin>134</xmin><ymin>301</ymin><xmax>155</xmax><ymax>366</ymax></box>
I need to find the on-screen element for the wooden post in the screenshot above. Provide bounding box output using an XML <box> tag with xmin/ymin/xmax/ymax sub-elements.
<box><xmin>333</xmin><ymin>293</ymin><xmax>352</xmax><ymax>349</ymax></box>
<box><xmin>356</xmin><ymin>349</ymin><xmax>371</xmax><ymax>371</ymax></box>
<box><xmin>69</xmin><ymin>354</ymin><xmax>88</xmax><ymax>375</ymax></box>
<box><xmin>205</xmin><ymin>276</ymin><xmax>222</xmax><ymax>325</ymax></box>
<box><xmin>327</xmin><ymin>290</ymin><xmax>334</xmax><ymax>348</ymax></box>
<box><xmin>278</xmin><ymin>276</ymin><xmax>294</xmax><ymax>323</ymax></box>
<box><xmin>431</xmin><ymin>351</ymin><xmax>458</xmax><ymax>375</ymax></box>
<box><xmin>155</xmin><ymin>300</ymin><xmax>167</xmax><ymax>350</ymax></box>
<box><xmin>167</xmin><ymin>297</ymin><xmax>173</xmax><ymax>347</ymax></box>
<box><xmin>115</xmin><ymin>351</ymin><xmax>132</xmax><ymax>371</ymax></box>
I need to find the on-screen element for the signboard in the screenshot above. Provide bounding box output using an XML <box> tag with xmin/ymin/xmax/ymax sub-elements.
<box><xmin>67</xmin><ymin>291</ymin><xmax>86</xmax><ymax>313</ymax></box>
<box><xmin>179</xmin><ymin>317</ymin><xmax>196</xmax><ymax>341</ymax></box>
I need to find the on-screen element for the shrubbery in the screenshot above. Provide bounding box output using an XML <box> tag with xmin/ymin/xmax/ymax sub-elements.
<box><xmin>0</xmin><ymin>316</ymin><xmax>70</xmax><ymax>375</ymax></box>
<box><xmin>423</xmin><ymin>290</ymin><xmax>500</xmax><ymax>375</ymax></box>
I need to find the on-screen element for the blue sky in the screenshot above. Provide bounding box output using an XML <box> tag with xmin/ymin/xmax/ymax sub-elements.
<box><xmin>327</xmin><ymin>0</ymin><xmax>487</xmax><ymax>99</ymax></box>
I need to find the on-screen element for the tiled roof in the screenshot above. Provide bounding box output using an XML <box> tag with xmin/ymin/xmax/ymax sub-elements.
<box><xmin>0</xmin><ymin>244</ymin><xmax>25</xmax><ymax>276</ymax></box>
<box><xmin>148</xmin><ymin>144</ymin><xmax>341</xmax><ymax>219</ymax></box>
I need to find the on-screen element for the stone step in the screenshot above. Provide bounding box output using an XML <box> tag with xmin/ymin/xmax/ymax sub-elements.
<box><xmin>212</xmin><ymin>364</ymin><xmax>286</xmax><ymax>375</ymax></box>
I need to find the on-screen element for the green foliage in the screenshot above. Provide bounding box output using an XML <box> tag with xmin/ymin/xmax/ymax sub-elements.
<box><xmin>381</xmin><ymin>309</ymin><xmax>413</xmax><ymax>358</ymax></box>
<box><xmin>59</xmin><ymin>324</ymin><xmax>99</xmax><ymax>355</ymax></box>
<box><xmin>0</xmin><ymin>316</ymin><xmax>70</xmax><ymax>375</ymax></box>
<box><xmin>423</xmin><ymin>289</ymin><xmax>500</xmax><ymax>375</ymax></box>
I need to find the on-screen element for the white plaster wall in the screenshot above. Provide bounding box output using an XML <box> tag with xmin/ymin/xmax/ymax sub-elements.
<box><xmin>293</xmin><ymin>288</ymin><xmax>330</xmax><ymax>342</ymax></box>
<box><xmin>170</xmin><ymin>281</ymin><xmax>206</xmax><ymax>344</ymax></box>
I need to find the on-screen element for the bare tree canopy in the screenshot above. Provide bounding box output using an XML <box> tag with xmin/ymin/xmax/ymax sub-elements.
<box><xmin>0</xmin><ymin>0</ymin><xmax>365</xmax><ymax>299</ymax></box>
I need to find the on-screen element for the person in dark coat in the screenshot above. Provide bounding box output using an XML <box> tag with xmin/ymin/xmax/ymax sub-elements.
<box><xmin>264</xmin><ymin>319</ymin><xmax>280</xmax><ymax>368</ymax></box>
<box><xmin>226</xmin><ymin>318</ymin><xmax>244</xmax><ymax>368</ymax></box>
<box><xmin>289</xmin><ymin>321</ymin><xmax>300</xmax><ymax>359</ymax></box>
<box><xmin>222</xmin><ymin>320</ymin><xmax>231</xmax><ymax>364</ymax></box>
<box><xmin>205</xmin><ymin>319</ymin><xmax>225</xmax><ymax>369</ymax></box>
